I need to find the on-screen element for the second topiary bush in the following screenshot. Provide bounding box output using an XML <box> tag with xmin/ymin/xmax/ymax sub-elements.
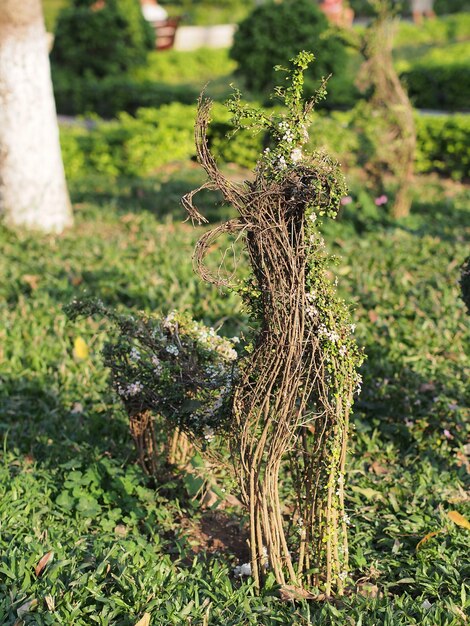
<box><xmin>51</xmin><ymin>0</ymin><xmax>155</xmax><ymax>79</ymax></box>
<box><xmin>230</xmin><ymin>0</ymin><xmax>347</xmax><ymax>98</ymax></box>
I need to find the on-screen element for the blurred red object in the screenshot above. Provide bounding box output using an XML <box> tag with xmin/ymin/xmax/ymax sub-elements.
<box><xmin>151</xmin><ymin>17</ymin><xmax>181</xmax><ymax>50</ymax></box>
<box><xmin>319</xmin><ymin>0</ymin><xmax>354</xmax><ymax>28</ymax></box>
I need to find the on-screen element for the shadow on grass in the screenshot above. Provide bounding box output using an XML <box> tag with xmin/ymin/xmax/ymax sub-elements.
<box><xmin>69</xmin><ymin>173</ymin><xmax>237</xmax><ymax>223</ymax></box>
<box><xmin>0</xmin><ymin>374</ymin><xmax>132</xmax><ymax>466</ymax></box>
<box><xmin>353</xmin><ymin>338</ymin><xmax>469</xmax><ymax>475</ymax></box>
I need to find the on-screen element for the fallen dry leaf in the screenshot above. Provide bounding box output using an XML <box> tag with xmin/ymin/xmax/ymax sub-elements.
<box><xmin>369</xmin><ymin>461</ymin><xmax>389</xmax><ymax>475</ymax></box>
<box><xmin>455</xmin><ymin>450</ymin><xmax>470</xmax><ymax>474</ymax></box>
<box><xmin>35</xmin><ymin>551</ymin><xmax>53</xmax><ymax>577</ymax></box>
<box><xmin>68</xmin><ymin>273</ymin><xmax>83</xmax><ymax>287</ymax></box>
<box><xmin>356</xmin><ymin>582</ymin><xmax>380</xmax><ymax>598</ymax></box>
<box><xmin>45</xmin><ymin>595</ymin><xmax>55</xmax><ymax>611</ymax></box>
<box><xmin>201</xmin><ymin>489</ymin><xmax>219</xmax><ymax>509</ymax></box>
<box><xmin>452</xmin><ymin>605</ymin><xmax>468</xmax><ymax>623</ymax></box>
<box><xmin>114</xmin><ymin>524</ymin><xmax>128</xmax><ymax>538</ymax></box>
<box><xmin>17</xmin><ymin>599</ymin><xmax>38</xmax><ymax>618</ymax></box>
<box><xmin>73</xmin><ymin>337</ymin><xmax>89</xmax><ymax>360</ymax></box>
<box><xmin>134</xmin><ymin>613</ymin><xmax>151</xmax><ymax>626</ymax></box>
<box><xmin>416</xmin><ymin>530</ymin><xmax>443</xmax><ymax>550</ymax></box>
<box><xmin>278</xmin><ymin>585</ymin><xmax>323</xmax><ymax>601</ymax></box>
<box><xmin>447</xmin><ymin>510</ymin><xmax>470</xmax><ymax>530</ymax></box>
<box><xmin>419</xmin><ymin>382</ymin><xmax>436</xmax><ymax>393</ymax></box>
<box><xmin>22</xmin><ymin>274</ymin><xmax>40</xmax><ymax>290</ymax></box>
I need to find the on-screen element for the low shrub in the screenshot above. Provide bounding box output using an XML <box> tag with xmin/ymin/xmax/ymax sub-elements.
<box><xmin>434</xmin><ymin>0</ymin><xmax>470</xmax><ymax>13</ymax></box>
<box><xmin>60</xmin><ymin>104</ymin><xmax>196</xmax><ymax>179</ymax></box>
<box><xmin>51</xmin><ymin>0</ymin><xmax>155</xmax><ymax>78</ymax></box>
<box><xmin>131</xmin><ymin>48</ymin><xmax>236</xmax><ymax>84</ymax></box>
<box><xmin>159</xmin><ymin>0</ymin><xmax>253</xmax><ymax>25</ymax></box>
<box><xmin>415</xmin><ymin>113</ymin><xmax>470</xmax><ymax>180</ymax></box>
<box><xmin>53</xmin><ymin>70</ymin><xmax>200</xmax><ymax>117</ymax></box>
<box><xmin>350</xmin><ymin>0</ymin><xmax>469</xmax><ymax>15</ymax></box>
<box><xmin>394</xmin><ymin>13</ymin><xmax>470</xmax><ymax>47</ymax></box>
<box><xmin>59</xmin><ymin>104</ymin><xmax>469</xmax><ymax>182</ymax></box>
<box><xmin>66</xmin><ymin>302</ymin><xmax>238</xmax><ymax>442</ymax></box>
<box><xmin>402</xmin><ymin>63</ymin><xmax>470</xmax><ymax>111</ymax></box>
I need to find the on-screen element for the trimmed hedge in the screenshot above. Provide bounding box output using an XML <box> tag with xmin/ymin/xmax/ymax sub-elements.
<box><xmin>415</xmin><ymin>113</ymin><xmax>470</xmax><ymax>180</ymax></box>
<box><xmin>394</xmin><ymin>13</ymin><xmax>470</xmax><ymax>48</ymax></box>
<box><xmin>53</xmin><ymin>71</ymin><xmax>200</xmax><ymax>117</ymax></box>
<box><xmin>59</xmin><ymin>104</ymin><xmax>470</xmax><ymax>182</ymax></box>
<box><xmin>60</xmin><ymin>104</ymin><xmax>196</xmax><ymax>179</ymax></box>
<box><xmin>350</xmin><ymin>0</ymin><xmax>470</xmax><ymax>16</ymax></box>
<box><xmin>402</xmin><ymin>63</ymin><xmax>470</xmax><ymax>112</ymax></box>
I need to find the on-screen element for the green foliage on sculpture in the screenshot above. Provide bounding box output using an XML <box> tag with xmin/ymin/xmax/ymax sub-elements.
<box><xmin>65</xmin><ymin>300</ymin><xmax>238</xmax><ymax>442</ymax></box>
<box><xmin>52</xmin><ymin>0</ymin><xmax>155</xmax><ymax>78</ymax></box>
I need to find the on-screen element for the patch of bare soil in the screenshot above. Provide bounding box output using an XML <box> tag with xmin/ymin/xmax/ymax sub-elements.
<box><xmin>180</xmin><ymin>510</ymin><xmax>249</xmax><ymax>563</ymax></box>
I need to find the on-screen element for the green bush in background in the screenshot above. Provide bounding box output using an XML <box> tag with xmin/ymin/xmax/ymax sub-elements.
<box><xmin>394</xmin><ymin>13</ymin><xmax>470</xmax><ymax>47</ymax></box>
<box><xmin>51</xmin><ymin>0</ymin><xmax>155</xmax><ymax>78</ymax></box>
<box><xmin>414</xmin><ymin>113</ymin><xmax>470</xmax><ymax>180</ymax></box>
<box><xmin>350</xmin><ymin>0</ymin><xmax>469</xmax><ymax>15</ymax></box>
<box><xmin>52</xmin><ymin>70</ymin><xmax>200</xmax><ymax>117</ymax></box>
<box><xmin>60</xmin><ymin>104</ymin><xmax>196</xmax><ymax>179</ymax></box>
<box><xmin>403</xmin><ymin>63</ymin><xmax>470</xmax><ymax>111</ymax></box>
<box><xmin>230</xmin><ymin>0</ymin><xmax>348</xmax><ymax>98</ymax></box>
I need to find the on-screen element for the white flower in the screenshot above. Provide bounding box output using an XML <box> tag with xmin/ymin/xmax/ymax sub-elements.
<box><xmin>129</xmin><ymin>347</ymin><xmax>140</xmax><ymax>362</ymax></box>
<box><xmin>203</xmin><ymin>425</ymin><xmax>214</xmax><ymax>442</ymax></box>
<box><xmin>162</xmin><ymin>311</ymin><xmax>179</xmax><ymax>332</ymax></box>
<box><xmin>233</xmin><ymin>562</ymin><xmax>252</xmax><ymax>577</ymax></box>
<box><xmin>166</xmin><ymin>344</ymin><xmax>179</xmax><ymax>356</ymax></box>
<box><xmin>318</xmin><ymin>325</ymin><xmax>340</xmax><ymax>343</ymax></box>
<box><xmin>308</xmin><ymin>212</ymin><xmax>317</xmax><ymax>222</ymax></box>
<box><xmin>350</xmin><ymin>324</ymin><xmax>356</xmax><ymax>333</ymax></box>
<box><xmin>125</xmin><ymin>381</ymin><xmax>143</xmax><ymax>397</ymax></box>
<box><xmin>291</xmin><ymin>147</ymin><xmax>303</xmax><ymax>163</ymax></box>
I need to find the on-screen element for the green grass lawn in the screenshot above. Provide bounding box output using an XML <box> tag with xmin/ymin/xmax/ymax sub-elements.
<box><xmin>1</xmin><ymin>171</ymin><xmax>469</xmax><ymax>624</ymax></box>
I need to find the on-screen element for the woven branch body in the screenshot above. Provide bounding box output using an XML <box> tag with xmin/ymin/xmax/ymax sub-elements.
<box><xmin>185</xmin><ymin>98</ymin><xmax>359</xmax><ymax>595</ymax></box>
<box><xmin>358</xmin><ymin>10</ymin><xmax>416</xmax><ymax>218</ymax></box>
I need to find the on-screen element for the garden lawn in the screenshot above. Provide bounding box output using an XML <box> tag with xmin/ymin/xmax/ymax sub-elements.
<box><xmin>0</xmin><ymin>174</ymin><xmax>469</xmax><ymax>625</ymax></box>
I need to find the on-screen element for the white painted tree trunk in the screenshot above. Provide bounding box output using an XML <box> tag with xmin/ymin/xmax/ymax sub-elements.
<box><xmin>0</xmin><ymin>0</ymin><xmax>72</xmax><ymax>233</ymax></box>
